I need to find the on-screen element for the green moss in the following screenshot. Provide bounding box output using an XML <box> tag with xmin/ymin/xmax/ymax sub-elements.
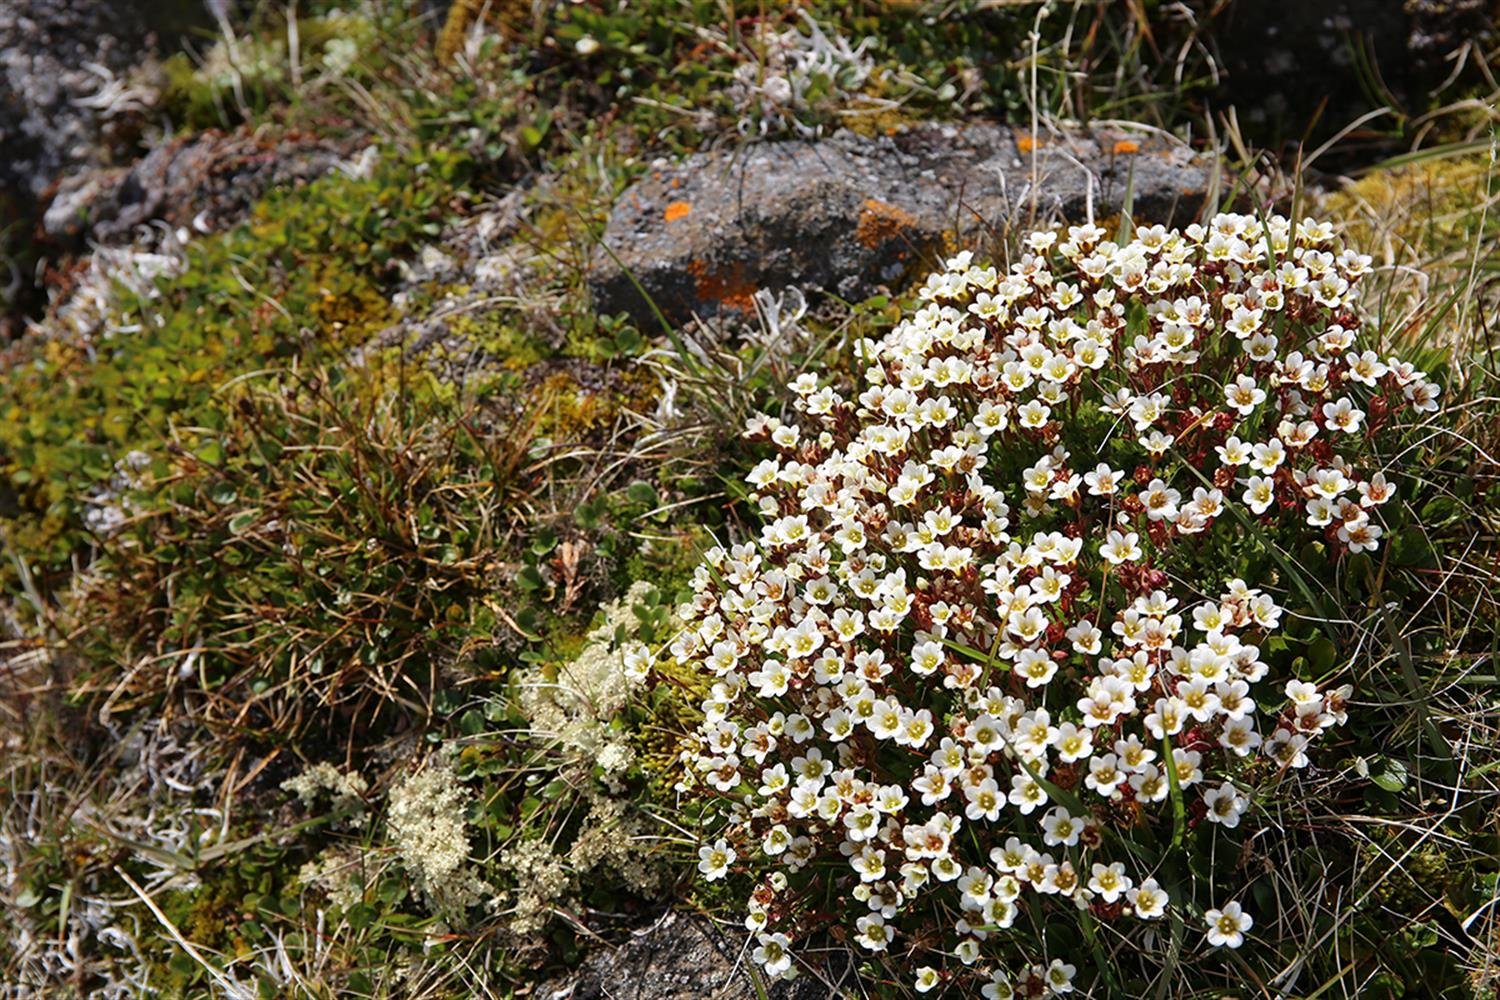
<box><xmin>447</xmin><ymin>309</ymin><xmax>550</xmax><ymax>370</ymax></box>
<box><xmin>1323</xmin><ymin>152</ymin><xmax>1495</xmax><ymax>260</ymax></box>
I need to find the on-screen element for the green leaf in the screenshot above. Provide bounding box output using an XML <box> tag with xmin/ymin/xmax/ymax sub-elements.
<box><xmin>195</xmin><ymin>440</ymin><xmax>224</xmax><ymax>466</ymax></box>
<box><xmin>531</xmin><ymin>529</ymin><xmax>558</xmax><ymax>557</ymax></box>
<box><xmin>1162</xmin><ymin>735</ymin><xmax>1187</xmax><ymax>850</ymax></box>
<box><xmin>1369</xmin><ymin>757</ymin><xmax>1409</xmax><ymax>793</ymax></box>
<box><xmin>1307</xmin><ymin>636</ymin><xmax>1338</xmax><ymax>673</ymax></box>
<box><xmin>624</xmin><ymin>480</ymin><xmax>658</xmax><ymax>508</ymax></box>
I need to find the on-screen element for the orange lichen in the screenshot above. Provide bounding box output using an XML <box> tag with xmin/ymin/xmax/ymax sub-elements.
<box><xmin>664</xmin><ymin>201</ymin><xmax>692</xmax><ymax>223</ymax></box>
<box><xmin>857</xmin><ymin>199</ymin><xmax>919</xmax><ymax>250</ymax></box>
<box><xmin>1017</xmin><ymin>133</ymin><xmax>1042</xmax><ymax>154</ymax></box>
<box><xmin>686</xmin><ymin>259</ymin><xmax>758</xmax><ymax>312</ymax></box>
<box><xmin>1113</xmin><ymin>139</ymin><xmax>1141</xmax><ymax>155</ymax></box>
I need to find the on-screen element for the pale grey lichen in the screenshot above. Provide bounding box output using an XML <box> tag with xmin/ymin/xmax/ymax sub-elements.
<box><xmin>386</xmin><ymin>757</ymin><xmax>493</xmax><ymax>916</ymax></box>
<box><xmin>516</xmin><ymin>580</ymin><xmax>656</xmax><ymax>787</ymax></box>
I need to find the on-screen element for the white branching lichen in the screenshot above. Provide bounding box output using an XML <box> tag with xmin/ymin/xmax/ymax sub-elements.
<box><xmin>386</xmin><ymin>757</ymin><xmax>493</xmax><ymax>916</ymax></box>
<box><xmin>517</xmin><ymin>580</ymin><xmax>656</xmax><ymax>784</ymax></box>
<box><xmin>281</xmin><ymin>762</ymin><xmax>369</xmax><ymax>828</ymax></box>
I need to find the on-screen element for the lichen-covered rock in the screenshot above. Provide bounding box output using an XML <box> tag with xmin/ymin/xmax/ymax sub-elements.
<box><xmin>541</xmin><ymin>910</ymin><xmax>854</xmax><ymax>1000</ymax></box>
<box><xmin>0</xmin><ymin>0</ymin><xmax>157</xmax><ymax>209</ymax></box>
<box><xmin>1214</xmin><ymin>0</ymin><xmax>1498</xmax><ymax>149</ymax></box>
<box><xmin>42</xmin><ymin>129</ymin><xmax>362</xmax><ymax>245</ymax></box>
<box><xmin>349</xmin><ymin>190</ymin><xmax>554</xmax><ymax>385</ymax></box>
<box><xmin>589</xmin><ymin>123</ymin><xmax>1211</xmax><ymax>328</ymax></box>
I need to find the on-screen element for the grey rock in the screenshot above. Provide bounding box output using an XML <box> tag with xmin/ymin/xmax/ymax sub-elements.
<box><xmin>42</xmin><ymin>129</ymin><xmax>359</xmax><ymax>246</ymax></box>
<box><xmin>589</xmin><ymin>123</ymin><xmax>1211</xmax><ymax>329</ymax></box>
<box><xmin>0</xmin><ymin>0</ymin><xmax>157</xmax><ymax>209</ymax></box>
<box><xmin>541</xmin><ymin>910</ymin><xmax>855</xmax><ymax>1000</ymax></box>
<box><xmin>1213</xmin><ymin>0</ymin><xmax>1498</xmax><ymax>151</ymax></box>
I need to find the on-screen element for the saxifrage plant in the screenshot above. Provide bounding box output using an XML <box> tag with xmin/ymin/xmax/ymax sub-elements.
<box><xmin>657</xmin><ymin>213</ymin><xmax>1443</xmax><ymax>995</ymax></box>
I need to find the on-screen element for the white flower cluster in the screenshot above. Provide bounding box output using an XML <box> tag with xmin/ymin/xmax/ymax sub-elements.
<box><xmin>662</xmin><ymin>215</ymin><xmax>1439</xmax><ymax>991</ymax></box>
<box><xmin>281</xmin><ymin>761</ymin><xmax>369</xmax><ymax>811</ymax></box>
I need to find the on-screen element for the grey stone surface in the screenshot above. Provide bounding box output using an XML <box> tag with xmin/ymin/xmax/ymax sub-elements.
<box><xmin>589</xmin><ymin>123</ymin><xmax>1211</xmax><ymax>329</ymax></box>
<box><xmin>0</xmin><ymin>0</ymin><xmax>157</xmax><ymax>209</ymax></box>
<box><xmin>541</xmin><ymin>910</ymin><xmax>854</xmax><ymax>1000</ymax></box>
<box><xmin>42</xmin><ymin>129</ymin><xmax>359</xmax><ymax>245</ymax></box>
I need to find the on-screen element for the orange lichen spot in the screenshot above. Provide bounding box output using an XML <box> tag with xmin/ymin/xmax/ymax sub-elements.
<box><xmin>857</xmin><ymin>199</ymin><xmax>919</xmax><ymax>250</ymax></box>
<box><xmin>687</xmin><ymin>259</ymin><xmax>758</xmax><ymax>312</ymax></box>
<box><xmin>664</xmin><ymin>201</ymin><xmax>692</xmax><ymax>223</ymax></box>
<box><xmin>1113</xmin><ymin>139</ymin><xmax>1141</xmax><ymax>155</ymax></box>
<box><xmin>1017</xmin><ymin>133</ymin><xmax>1042</xmax><ymax>154</ymax></box>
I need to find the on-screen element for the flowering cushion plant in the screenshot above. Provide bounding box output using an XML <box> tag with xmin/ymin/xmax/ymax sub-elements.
<box><xmin>655</xmin><ymin>214</ymin><xmax>1440</xmax><ymax>994</ymax></box>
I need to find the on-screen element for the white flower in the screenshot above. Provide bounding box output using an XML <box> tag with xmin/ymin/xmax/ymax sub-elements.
<box><xmin>1225</xmin><ymin>375</ymin><xmax>1266</xmax><ymax>415</ymax></box>
<box><xmin>982</xmin><ymin>971</ymin><xmax>1015</xmax><ymax>1000</ymax></box>
<box><xmin>1220</xmin><ymin>717</ymin><xmax>1262</xmax><ymax>756</ymax></box>
<box><xmin>1085</xmin><ymin>753</ymin><xmax>1125</xmax><ymax>796</ymax></box>
<box><xmin>1128</xmin><ymin>877</ymin><xmax>1168</xmax><ymax>918</ymax></box>
<box><xmin>1407</xmin><ymin>380</ymin><xmax>1441</xmax><ymax>412</ymax></box>
<box><xmin>1243</xmin><ymin>476</ymin><xmax>1276</xmax><ymax>515</ymax></box>
<box><xmin>1321</xmin><ymin>397</ymin><xmax>1365</xmax><ymax>433</ymax></box>
<box><xmin>1202</xmin><ymin>782</ymin><xmax>1247</xmax><ymax>828</ymax></box>
<box><xmin>1016</xmin><ymin>648</ymin><xmax>1059</xmax><ymax>688</ymax></box>
<box><xmin>855</xmin><ymin>912</ymin><xmax>892</xmax><ymax>951</ymax></box>
<box><xmin>1128</xmin><ymin>764</ymin><xmax>1169</xmax><ymax>802</ymax></box>
<box><xmin>1338</xmin><ymin>520</ymin><xmax>1382</xmax><ymax>553</ymax></box>
<box><xmin>698</xmin><ymin>839</ymin><xmax>735</xmax><ymax>881</ymax></box>
<box><xmin>1045</xmin><ymin>958</ymin><xmax>1077</xmax><ymax>994</ymax></box>
<box><xmin>1084</xmin><ymin>463</ymin><xmax>1121</xmax><ymax>495</ymax></box>
<box><xmin>1250</xmin><ymin>439</ymin><xmax>1287</xmax><ymax>474</ymax></box>
<box><xmin>1040</xmin><ymin>807</ymin><xmax>1081</xmax><ymax>847</ymax></box>
<box><xmin>1100</xmin><ymin>530</ymin><xmax>1143</xmax><ymax>564</ymax></box>
<box><xmin>1087</xmin><ymin>861</ymin><xmax>1132</xmax><ymax>903</ymax></box>
<box><xmin>1204</xmin><ymin>901</ymin><xmax>1253</xmax><ymax>948</ymax></box>
<box><xmin>753</xmin><ymin>932</ymin><xmax>793</xmax><ymax>976</ymax></box>
<box><xmin>1216</xmin><ymin>436</ymin><xmax>1251</xmax><ymax>466</ymax></box>
<box><xmin>1008</xmin><ymin>773</ymin><xmax>1049</xmax><ymax>815</ymax></box>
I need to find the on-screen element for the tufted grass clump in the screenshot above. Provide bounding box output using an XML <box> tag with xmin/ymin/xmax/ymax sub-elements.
<box><xmin>71</xmin><ymin>365</ymin><xmax>538</xmax><ymax>745</ymax></box>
